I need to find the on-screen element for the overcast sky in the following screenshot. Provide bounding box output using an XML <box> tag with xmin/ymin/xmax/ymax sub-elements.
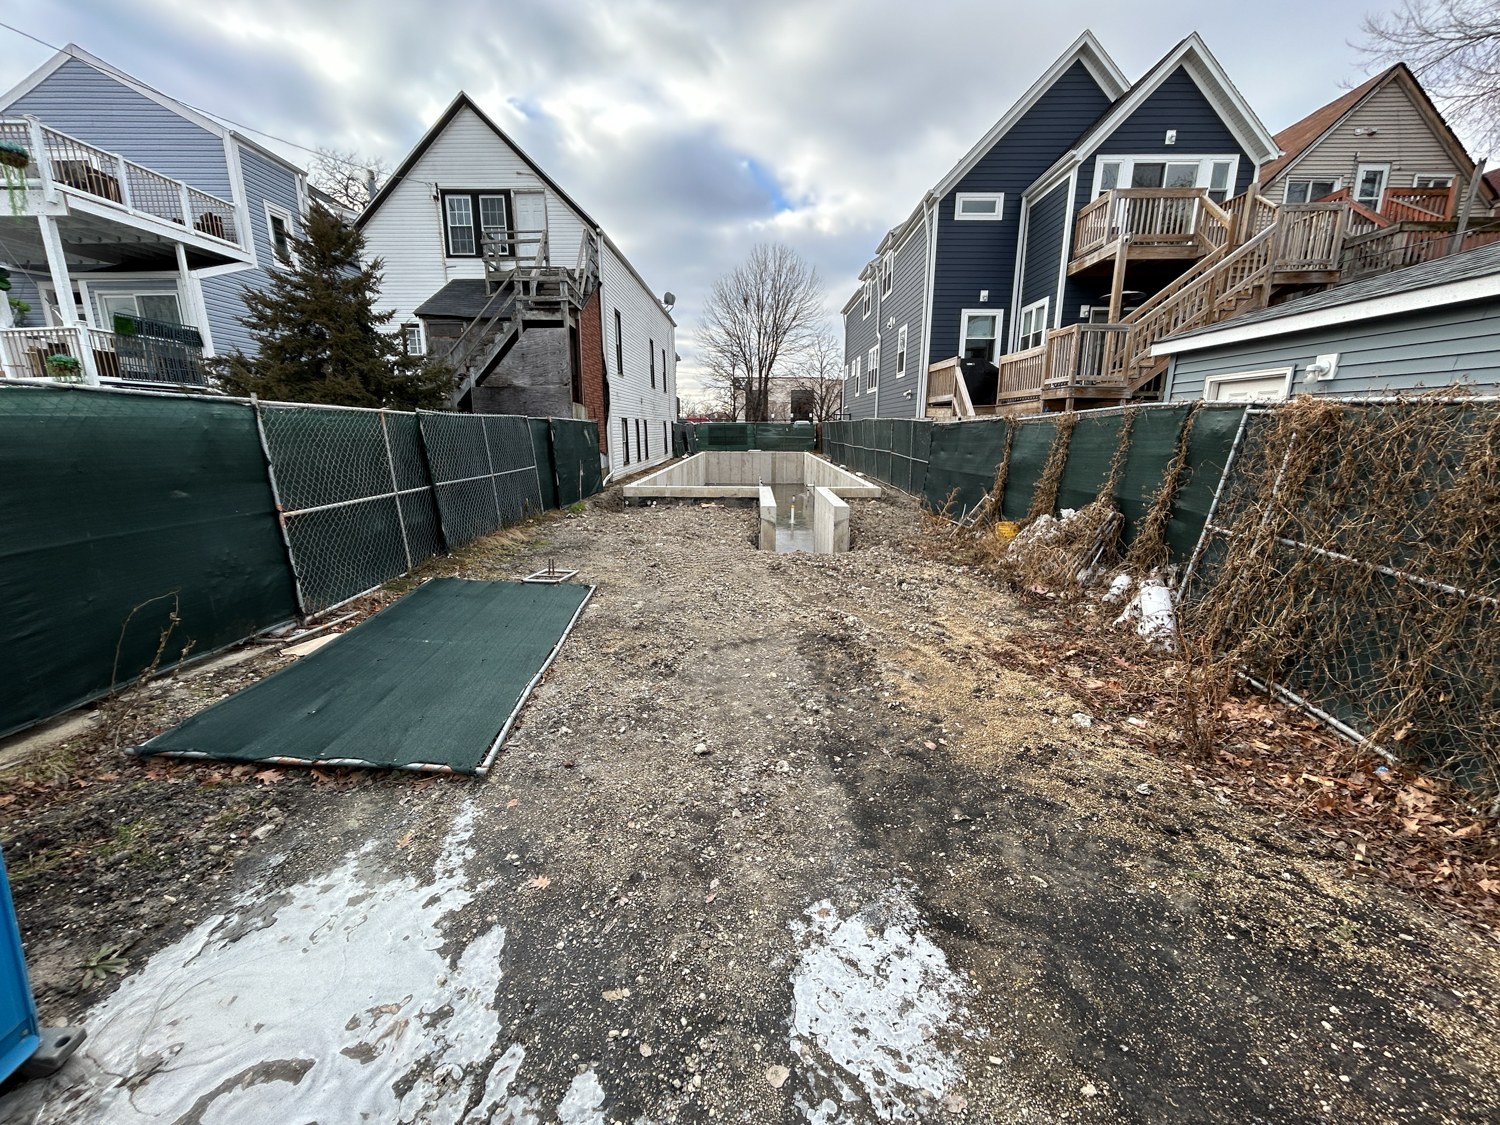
<box><xmin>2</xmin><ymin>1</ymin><xmax>1404</xmax><ymax>396</ymax></box>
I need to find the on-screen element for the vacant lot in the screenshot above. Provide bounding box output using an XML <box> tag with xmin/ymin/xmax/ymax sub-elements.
<box><xmin>2</xmin><ymin>487</ymin><xmax>1497</xmax><ymax>1124</ymax></box>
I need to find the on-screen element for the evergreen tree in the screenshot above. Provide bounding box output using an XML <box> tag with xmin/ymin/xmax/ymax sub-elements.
<box><xmin>214</xmin><ymin>204</ymin><xmax>455</xmax><ymax>408</ymax></box>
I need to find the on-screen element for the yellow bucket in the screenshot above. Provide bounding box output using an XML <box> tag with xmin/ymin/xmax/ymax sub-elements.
<box><xmin>995</xmin><ymin>521</ymin><xmax>1020</xmax><ymax>543</ymax></box>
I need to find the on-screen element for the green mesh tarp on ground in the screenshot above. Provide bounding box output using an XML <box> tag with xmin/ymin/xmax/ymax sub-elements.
<box><xmin>1165</xmin><ymin>404</ymin><xmax>1248</xmax><ymax>563</ymax></box>
<box><xmin>921</xmin><ymin>419</ymin><xmax>1010</xmax><ymax>518</ymax></box>
<box><xmin>550</xmin><ymin>419</ymin><xmax>603</xmax><ymax>507</ymax></box>
<box><xmin>694</xmin><ymin>422</ymin><xmax>816</xmax><ymax>451</ymax></box>
<box><xmin>258</xmin><ymin>405</ymin><xmax>443</xmax><ymax>614</ymax></box>
<box><xmin>418</xmin><ymin>412</ymin><xmax>543</xmax><ymax>548</ymax></box>
<box><xmin>139</xmin><ymin>578</ymin><xmax>593</xmax><ymax>774</ymax></box>
<box><xmin>0</xmin><ymin>386</ymin><xmax>296</xmax><ymax>738</ymax></box>
<box><xmin>528</xmin><ymin>418</ymin><xmax>558</xmax><ymax>509</ymax></box>
<box><xmin>1000</xmin><ymin>419</ymin><xmax>1058</xmax><ymax>521</ymax></box>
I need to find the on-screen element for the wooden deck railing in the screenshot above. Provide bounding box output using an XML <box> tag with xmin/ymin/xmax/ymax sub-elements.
<box><xmin>996</xmin><ymin>345</ymin><xmax>1047</xmax><ymax>400</ymax></box>
<box><xmin>1072</xmin><ymin>188</ymin><xmax>1232</xmax><ymax>259</ymax></box>
<box><xmin>1341</xmin><ymin>223</ymin><xmax>1500</xmax><ymax>282</ymax></box>
<box><xmin>1272</xmin><ymin>203</ymin><xmax>1345</xmax><ymax>272</ymax></box>
<box><xmin>1042</xmin><ymin>324</ymin><xmax>1131</xmax><ymax>391</ymax></box>
<box><xmin>1382</xmin><ymin>185</ymin><xmax>1457</xmax><ymax>223</ymax></box>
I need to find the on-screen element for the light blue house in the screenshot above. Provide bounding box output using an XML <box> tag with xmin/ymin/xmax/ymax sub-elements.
<box><xmin>0</xmin><ymin>45</ymin><xmax>308</xmax><ymax>386</ymax></box>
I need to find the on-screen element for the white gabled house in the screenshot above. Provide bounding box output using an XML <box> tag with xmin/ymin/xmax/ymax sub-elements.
<box><xmin>356</xmin><ymin>93</ymin><xmax>677</xmax><ymax>477</ymax></box>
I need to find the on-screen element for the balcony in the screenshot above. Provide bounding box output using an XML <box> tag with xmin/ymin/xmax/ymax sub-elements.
<box><xmin>0</xmin><ymin>117</ymin><xmax>242</xmax><ymax>251</ymax></box>
<box><xmin>1070</xmin><ymin>188</ymin><xmax>1232</xmax><ymax>274</ymax></box>
<box><xmin>0</xmin><ymin>317</ymin><xmax>208</xmax><ymax>387</ymax></box>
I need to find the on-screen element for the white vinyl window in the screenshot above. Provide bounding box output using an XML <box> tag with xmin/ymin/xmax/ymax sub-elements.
<box><xmin>401</xmin><ymin>323</ymin><xmax>424</xmax><ymax>356</ymax></box>
<box><xmin>1091</xmin><ymin>155</ymin><xmax>1240</xmax><ymax>202</ymax></box>
<box><xmin>1354</xmin><ymin>164</ymin><xmax>1391</xmax><ymax>210</ymax></box>
<box><xmin>954</xmin><ymin>192</ymin><xmax>1004</xmax><ymax>221</ymax></box>
<box><xmin>1285</xmin><ymin>178</ymin><xmax>1341</xmax><ymax>204</ymax></box>
<box><xmin>1203</xmin><ymin>367</ymin><xmax>1294</xmax><ymax>403</ymax></box>
<box><xmin>1017</xmin><ymin>298</ymin><xmax>1049</xmax><ymax>351</ymax></box>
<box><xmin>880</xmin><ymin>254</ymin><xmax>894</xmax><ymax>295</ymax></box>
<box><xmin>1413</xmin><ymin>174</ymin><xmax>1454</xmax><ymax>188</ymax></box>
<box><xmin>861</xmin><ymin>282</ymin><xmax>872</xmax><ymax>318</ymax></box>
<box><xmin>442</xmin><ymin>191</ymin><xmax>510</xmax><ymax>257</ymax></box>
<box><xmin>264</xmin><ymin>201</ymin><xmax>298</xmax><ymax>265</ymax></box>
<box><xmin>895</xmin><ymin>323</ymin><xmax>908</xmax><ymax>377</ymax></box>
<box><xmin>958</xmin><ymin>310</ymin><xmax>999</xmax><ymax>364</ymax></box>
<box><xmin>867</xmin><ymin>345</ymin><xmax>879</xmax><ymax>390</ymax></box>
<box><xmin>100</xmin><ymin>291</ymin><xmax>185</xmax><ymax>328</ymax></box>
<box><xmin>851</xmin><ymin>355</ymin><xmax>861</xmax><ymax>393</ymax></box>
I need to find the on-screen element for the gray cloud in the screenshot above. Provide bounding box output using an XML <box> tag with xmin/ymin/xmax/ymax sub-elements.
<box><xmin>2</xmin><ymin>0</ymin><xmax>1385</xmax><ymax>392</ymax></box>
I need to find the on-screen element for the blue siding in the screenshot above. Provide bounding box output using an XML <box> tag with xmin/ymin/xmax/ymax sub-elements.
<box><xmin>238</xmin><ymin>146</ymin><xmax>303</xmax><ymax>272</ymax></box>
<box><xmin>8</xmin><ymin>59</ymin><xmax>232</xmax><ymax>198</ymax></box>
<box><xmin>874</xmin><ymin>221</ymin><xmax>930</xmax><ymax>418</ymax></box>
<box><xmin>1020</xmin><ymin>182</ymin><xmax>1070</xmax><ymax>317</ymax></box>
<box><xmin>928</xmin><ymin>61</ymin><xmax>1112</xmax><ymax>363</ymax></box>
<box><xmin>199</xmin><ymin>270</ymin><xmax>261</xmax><ymax>356</ymax></box>
<box><xmin>843</xmin><ymin>275</ymin><xmax>882</xmax><ymax>418</ymax></box>
<box><xmin>1166</xmin><ymin>299</ymin><xmax>1500</xmax><ymax>400</ymax></box>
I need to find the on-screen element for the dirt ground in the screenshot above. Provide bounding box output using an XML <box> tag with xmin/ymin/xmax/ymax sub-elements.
<box><xmin>2</xmin><ymin>484</ymin><xmax>1498</xmax><ymax>1124</ymax></box>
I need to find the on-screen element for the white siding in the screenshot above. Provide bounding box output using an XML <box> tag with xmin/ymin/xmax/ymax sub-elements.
<box><xmin>601</xmin><ymin>240</ymin><xmax>676</xmax><ymax>477</ymax></box>
<box><xmin>360</xmin><ymin>105</ymin><xmax>589</xmax><ymax>327</ymax></box>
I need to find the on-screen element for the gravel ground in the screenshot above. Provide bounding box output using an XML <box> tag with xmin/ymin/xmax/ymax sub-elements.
<box><xmin>2</xmin><ymin>486</ymin><xmax>1498</xmax><ymax>1124</ymax></box>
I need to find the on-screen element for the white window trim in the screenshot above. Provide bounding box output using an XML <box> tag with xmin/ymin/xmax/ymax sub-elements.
<box><xmin>851</xmin><ymin>355</ymin><xmax>861</xmax><ymax>393</ymax></box>
<box><xmin>1283</xmin><ymin>176</ymin><xmax>1343</xmax><ymax>204</ymax></box>
<box><xmin>264</xmin><ymin>200</ymin><xmax>299</xmax><ymax>267</ymax></box>
<box><xmin>861</xmin><ymin>281</ymin><xmax>872</xmax><ymax>318</ymax></box>
<box><xmin>958</xmin><ymin>308</ymin><xmax>1001</xmax><ymax>363</ymax></box>
<box><xmin>880</xmin><ymin>254</ymin><xmax>894</xmax><ymax>296</ymax></box>
<box><xmin>1202</xmin><ymin>366</ymin><xmax>1294</xmax><ymax>403</ymax></box>
<box><xmin>1017</xmin><ymin>297</ymin><xmax>1050</xmax><ymax>351</ymax></box>
<box><xmin>1411</xmin><ymin>172</ymin><xmax>1454</xmax><ymax>188</ymax></box>
<box><xmin>400</xmin><ymin>322</ymin><xmax>425</xmax><ymax>356</ymax></box>
<box><xmin>1354</xmin><ymin>163</ymin><xmax>1392</xmax><ymax>210</ymax></box>
<box><xmin>954</xmin><ymin>192</ymin><xmax>1005</xmax><ymax>221</ymax></box>
<box><xmin>895</xmin><ymin>323</ymin><xmax>908</xmax><ymax>377</ymax></box>
<box><xmin>1089</xmin><ymin>154</ymin><xmax>1240</xmax><ymax>198</ymax></box>
<box><xmin>867</xmin><ymin>345</ymin><xmax>879</xmax><ymax>390</ymax></box>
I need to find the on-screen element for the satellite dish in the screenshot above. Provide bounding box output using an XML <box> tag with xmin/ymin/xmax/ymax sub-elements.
<box><xmin>663</xmin><ymin>292</ymin><xmax>676</xmax><ymax>308</ymax></box>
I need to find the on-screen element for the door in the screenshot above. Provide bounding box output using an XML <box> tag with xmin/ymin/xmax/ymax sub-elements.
<box><xmin>513</xmin><ymin>192</ymin><xmax>548</xmax><ymax>265</ymax></box>
<box><xmin>1355</xmin><ymin>164</ymin><xmax>1390</xmax><ymax>212</ymax></box>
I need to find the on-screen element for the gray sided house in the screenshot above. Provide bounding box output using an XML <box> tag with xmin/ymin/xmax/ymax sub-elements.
<box><xmin>0</xmin><ymin>46</ymin><xmax>308</xmax><ymax>387</ymax></box>
<box><xmin>1156</xmin><ymin>240</ymin><xmax>1500</xmax><ymax>400</ymax></box>
<box><xmin>842</xmin><ymin>32</ymin><xmax>1278</xmax><ymax>420</ymax></box>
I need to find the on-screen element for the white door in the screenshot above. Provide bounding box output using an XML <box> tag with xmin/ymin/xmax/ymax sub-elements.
<box><xmin>513</xmin><ymin>192</ymin><xmax>547</xmax><ymax>264</ymax></box>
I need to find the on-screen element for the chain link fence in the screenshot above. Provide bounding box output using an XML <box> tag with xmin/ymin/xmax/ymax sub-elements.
<box><xmin>418</xmin><ymin>411</ymin><xmax>545</xmax><ymax>550</ymax></box>
<box><xmin>824</xmin><ymin>419</ymin><xmax>931</xmax><ymax>496</ymax></box>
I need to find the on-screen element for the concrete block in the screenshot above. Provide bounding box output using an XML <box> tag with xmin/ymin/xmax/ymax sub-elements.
<box><xmin>813</xmin><ymin>486</ymin><xmax>850</xmax><ymax>553</ymax></box>
<box><xmin>759</xmin><ymin>485</ymin><xmax>777</xmax><ymax>551</ymax></box>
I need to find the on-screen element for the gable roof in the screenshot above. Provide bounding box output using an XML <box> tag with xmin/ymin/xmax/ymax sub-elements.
<box><xmin>356</xmin><ymin>92</ymin><xmax>598</xmax><ymax>231</ymax></box>
<box><xmin>1023</xmin><ymin>33</ymin><xmax>1280</xmax><ymax>199</ymax></box>
<box><xmin>1257</xmin><ymin>63</ymin><xmax>1489</xmax><ymax>201</ymax></box>
<box><xmin>0</xmin><ymin>44</ymin><xmax>306</xmax><ymax>177</ymax></box>
<box><xmin>1153</xmin><ymin>239</ymin><xmax>1500</xmax><ymax>354</ymax></box>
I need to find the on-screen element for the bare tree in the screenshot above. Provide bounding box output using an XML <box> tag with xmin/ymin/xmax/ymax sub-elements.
<box><xmin>789</xmin><ymin>329</ymin><xmax>846</xmax><ymax>421</ymax></box>
<box><xmin>696</xmin><ymin>244</ymin><xmax>823</xmax><ymax>422</ymax></box>
<box><xmin>1360</xmin><ymin>1</ymin><xmax>1500</xmax><ymax>152</ymax></box>
<box><xmin>698</xmin><ymin>335</ymin><xmax>746</xmax><ymax>420</ymax></box>
<box><xmin>309</xmin><ymin>147</ymin><xmax>391</xmax><ymax>213</ymax></box>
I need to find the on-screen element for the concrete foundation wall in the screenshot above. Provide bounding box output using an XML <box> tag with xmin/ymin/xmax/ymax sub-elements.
<box><xmin>759</xmin><ymin>485</ymin><xmax>777</xmax><ymax>551</ymax></box>
<box><xmin>813</xmin><ymin>487</ymin><xmax>850</xmax><ymax>554</ymax></box>
<box><xmin>624</xmin><ymin>453</ymin><xmax>881</xmax><ymax>498</ymax></box>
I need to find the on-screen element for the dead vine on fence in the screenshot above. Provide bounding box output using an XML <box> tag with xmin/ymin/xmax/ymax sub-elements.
<box><xmin>1124</xmin><ymin>403</ymin><xmax>1201</xmax><ymax>576</ymax></box>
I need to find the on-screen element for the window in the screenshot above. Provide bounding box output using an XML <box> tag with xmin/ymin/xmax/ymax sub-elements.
<box><xmin>1414</xmin><ymin>174</ymin><xmax>1454</xmax><ymax>188</ymax></box>
<box><xmin>895</xmin><ymin>324</ymin><xmax>908</xmax><ymax>377</ymax></box>
<box><xmin>851</xmin><ymin>355</ymin><xmax>861</xmax><ymax>392</ymax></box>
<box><xmin>636</xmin><ymin>418</ymin><xmax>644</xmax><ymax>462</ymax></box>
<box><xmin>1017</xmin><ymin>299</ymin><xmax>1048</xmax><ymax>351</ymax></box>
<box><xmin>100</xmin><ymin>292</ymin><xmax>184</xmax><ymax>327</ymax></box>
<box><xmin>1285</xmin><ymin>179</ymin><xmax>1340</xmax><ymax>204</ymax></box>
<box><xmin>614</xmin><ymin>308</ymin><xmax>625</xmax><ymax>379</ymax></box>
<box><xmin>621</xmin><ymin>418</ymin><xmax>630</xmax><ymax>465</ymax></box>
<box><xmin>867</xmin><ymin>345</ymin><xmax>879</xmax><ymax>391</ymax></box>
<box><xmin>959</xmin><ymin>310</ymin><xmax>999</xmax><ymax>363</ymax></box>
<box><xmin>649</xmin><ymin>337</ymin><xmax>656</xmax><ymax>388</ymax></box>
<box><xmin>264</xmin><ymin>202</ymin><xmax>297</xmax><ymax>265</ymax></box>
<box><xmin>1203</xmin><ymin>367</ymin><xmax>1293</xmax><ymax>403</ymax></box>
<box><xmin>861</xmin><ymin>282</ymin><xmax>872</xmax><ymax>318</ymax></box>
<box><xmin>1354</xmin><ymin>164</ymin><xmax>1390</xmax><ymax>210</ymax></box>
<box><xmin>880</xmin><ymin>254</ymin><xmax>894</xmax><ymax>295</ymax></box>
<box><xmin>441</xmin><ymin>191</ymin><xmax>509</xmax><ymax>257</ymax></box>
<box><xmin>955</xmin><ymin>192</ymin><xmax>1004</xmax><ymax>221</ymax></box>
<box><xmin>1091</xmin><ymin>155</ymin><xmax>1240</xmax><ymax>199</ymax></box>
<box><xmin>401</xmin><ymin>323</ymin><xmax>424</xmax><ymax>355</ymax></box>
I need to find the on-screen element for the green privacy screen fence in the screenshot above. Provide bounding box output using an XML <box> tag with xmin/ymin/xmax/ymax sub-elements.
<box><xmin>0</xmin><ymin>384</ymin><xmax>604</xmax><ymax>736</ymax></box>
<box><xmin>694</xmin><ymin>422</ymin><xmax>817</xmax><ymax>451</ymax></box>
<box><xmin>823</xmin><ymin>403</ymin><xmax>1248</xmax><ymax>562</ymax></box>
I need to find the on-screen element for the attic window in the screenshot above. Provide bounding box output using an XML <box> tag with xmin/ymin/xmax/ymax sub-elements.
<box><xmin>442</xmin><ymin>191</ymin><xmax>510</xmax><ymax>257</ymax></box>
<box><xmin>265</xmin><ymin>202</ymin><xmax>297</xmax><ymax>264</ymax></box>
<box><xmin>955</xmin><ymin>192</ymin><xmax>1004</xmax><ymax>221</ymax></box>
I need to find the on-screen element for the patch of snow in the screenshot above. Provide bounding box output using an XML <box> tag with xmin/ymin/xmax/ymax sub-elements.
<box><xmin>557</xmin><ymin>1069</ymin><xmax>607</xmax><ymax>1125</ymax></box>
<box><xmin>787</xmin><ymin>889</ymin><xmax>970</xmax><ymax>1122</ymax></box>
<box><xmin>0</xmin><ymin>802</ymin><xmax>558</xmax><ymax>1125</ymax></box>
<box><xmin>1103</xmin><ymin>573</ymin><xmax>1133</xmax><ymax>605</ymax></box>
<box><xmin>1113</xmin><ymin>578</ymin><xmax>1177</xmax><ymax>648</ymax></box>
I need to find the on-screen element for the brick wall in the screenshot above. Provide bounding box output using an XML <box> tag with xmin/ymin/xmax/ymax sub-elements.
<box><xmin>579</xmin><ymin>289</ymin><xmax>608</xmax><ymax>454</ymax></box>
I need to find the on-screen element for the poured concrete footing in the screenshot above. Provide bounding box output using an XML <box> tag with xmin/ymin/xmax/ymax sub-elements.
<box><xmin>759</xmin><ymin>485</ymin><xmax>777</xmax><ymax>551</ymax></box>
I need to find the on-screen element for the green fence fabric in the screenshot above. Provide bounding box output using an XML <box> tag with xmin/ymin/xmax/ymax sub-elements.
<box><xmin>671</xmin><ymin>421</ymin><xmax>695</xmax><ymax>457</ymax></box>
<box><xmin>1000</xmin><ymin>419</ymin><xmax>1058</xmax><ymax>521</ymax></box>
<box><xmin>418</xmin><ymin>412</ymin><xmax>543</xmax><ymax>548</ymax></box>
<box><xmin>528</xmin><ymin>418</ymin><xmax>559</xmax><ymax>509</ymax></box>
<box><xmin>0</xmin><ymin>386</ymin><xmax>296</xmax><ymax>738</ymax></box>
<box><xmin>1055</xmin><ymin>413</ymin><xmax>1125</xmax><ymax>515</ymax></box>
<box><xmin>1164</xmin><ymin>404</ymin><xmax>1248</xmax><ymax>563</ymax></box>
<box><xmin>550</xmin><ymin>419</ymin><xmax>603</xmax><ymax>507</ymax></box>
<box><xmin>140</xmin><ymin>578</ymin><xmax>593</xmax><ymax>774</ymax></box>
<box><xmin>694</xmin><ymin>422</ymin><xmax>816</xmax><ymax>451</ymax></box>
<box><xmin>1110</xmin><ymin>405</ymin><xmax>1191</xmax><ymax>548</ymax></box>
<box><xmin>921</xmin><ymin>419</ymin><xmax>1007</xmax><ymax>517</ymax></box>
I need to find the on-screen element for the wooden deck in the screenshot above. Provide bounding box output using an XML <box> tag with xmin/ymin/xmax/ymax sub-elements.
<box><xmin>1069</xmin><ymin>188</ymin><xmax>1233</xmax><ymax>274</ymax></box>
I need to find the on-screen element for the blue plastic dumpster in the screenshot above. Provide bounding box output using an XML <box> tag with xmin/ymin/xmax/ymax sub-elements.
<box><xmin>0</xmin><ymin>848</ymin><xmax>39</xmax><ymax>1082</ymax></box>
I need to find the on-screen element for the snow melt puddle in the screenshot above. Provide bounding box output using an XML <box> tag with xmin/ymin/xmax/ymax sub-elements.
<box><xmin>787</xmin><ymin>890</ymin><xmax>970</xmax><ymax>1123</ymax></box>
<box><xmin>0</xmin><ymin>803</ymin><xmax>598</xmax><ymax>1125</ymax></box>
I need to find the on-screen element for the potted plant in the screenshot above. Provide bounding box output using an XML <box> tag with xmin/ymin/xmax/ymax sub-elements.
<box><xmin>45</xmin><ymin>353</ymin><xmax>82</xmax><ymax>382</ymax></box>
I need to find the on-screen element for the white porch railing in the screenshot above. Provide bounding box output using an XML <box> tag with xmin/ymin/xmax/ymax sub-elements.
<box><xmin>0</xmin><ymin>326</ymin><xmax>117</xmax><ymax>383</ymax></box>
<box><xmin>0</xmin><ymin>117</ymin><xmax>241</xmax><ymax>248</ymax></box>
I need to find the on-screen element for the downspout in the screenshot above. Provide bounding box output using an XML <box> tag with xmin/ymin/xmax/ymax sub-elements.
<box><xmin>917</xmin><ymin>192</ymin><xmax>938</xmax><ymax>418</ymax></box>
